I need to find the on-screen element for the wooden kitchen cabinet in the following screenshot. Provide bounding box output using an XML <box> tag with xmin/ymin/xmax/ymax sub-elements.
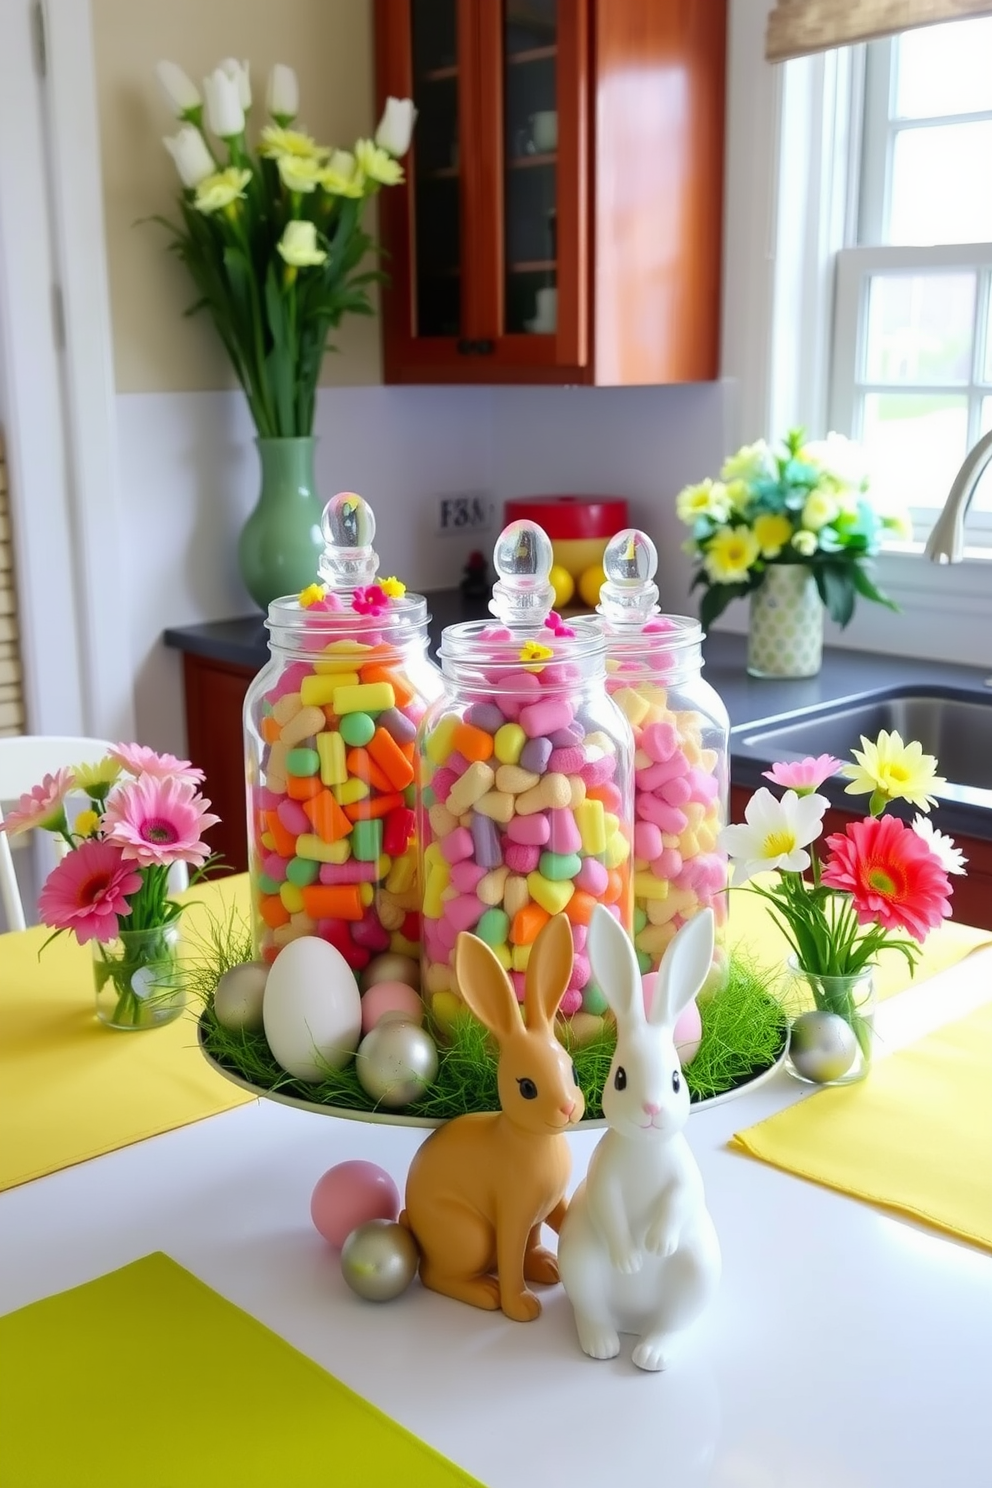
<box><xmin>374</xmin><ymin>0</ymin><xmax>726</xmax><ymax>385</ymax></box>
<box><xmin>181</xmin><ymin>653</ymin><xmax>255</xmax><ymax>875</ymax></box>
<box><xmin>729</xmin><ymin>787</ymin><xmax>992</xmax><ymax>934</ymax></box>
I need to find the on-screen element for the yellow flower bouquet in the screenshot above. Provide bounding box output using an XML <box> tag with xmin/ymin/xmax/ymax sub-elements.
<box><xmin>676</xmin><ymin>430</ymin><xmax>911</xmax><ymax>631</ymax></box>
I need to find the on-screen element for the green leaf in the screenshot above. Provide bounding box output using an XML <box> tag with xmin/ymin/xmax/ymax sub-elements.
<box><xmin>815</xmin><ymin>563</ymin><xmax>856</xmax><ymax>627</ymax></box>
<box><xmin>850</xmin><ymin>560</ymin><xmax>900</xmax><ymax>612</ymax></box>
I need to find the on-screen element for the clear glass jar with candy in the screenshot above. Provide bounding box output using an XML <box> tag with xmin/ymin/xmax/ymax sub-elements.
<box><xmin>417</xmin><ymin>520</ymin><xmax>635</xmax><ymax>1032</ymax></box>
<box><xmin>597</xmin><ymin>529</ymin><xmax>730</xmax><ymax>990</ymax></box>
<box><xmin>244</xmin><ymin>492</ymin><xmax>443</xmax><ymax>969</ymax></box>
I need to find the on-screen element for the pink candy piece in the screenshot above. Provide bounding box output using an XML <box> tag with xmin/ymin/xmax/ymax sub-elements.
<box><xmin>640</xmin><ymin>721</ymin><xmax>679</xmax><ymax>763</ymax></box>
<box><xmin>519</xmin><ymin>697</ymin><xmax>573</xmax><ymax>739</ymax></box>
<box><xmin>635</xmin><ymin>754</ymin><xmax>690</xmax><ymax>792</ymax></box>
<box><xmin>575</xmin><ymin>857</ymin><xmax>609</xmax><ymax>895</ymax></box>
<box><xmin>537</xmin><ymin>662</ymin><xmax>581</xmax><ymax>687</ymax></box>
<box><xmin>440</xmin><ymin>827</ymin><xmax>475</xmax><ymax>864</ymax></box>
<box><xmin>436</xmin><ymin>917</ymin><xmax>458</xmax><ymax>952</ymax></box>
<box><xmin>593</xmin><ymin>782</ymin><xmax>623</xmax><ymax>813</ymax></box>
<box><xmin>548</xmin><ymin>808</ymin><xmax>582</xmax><ymax>854</ymax></box>
<box><xmin>548</xmin><ymin>746</ymin><xmax>586</xmax><ymax>776</ymax></box>
<box><xmin>688</xmin><ymin>767</ymin><xmax>720</xmax><ymax>803</ymax></box>
<box><xmin>431</xmin><ymin>767</ymin><xmax>458</xmax><ymax>804</ymax></box>
<box><xmin>559</xmin><ymin>987</ymin><xmax>583</xmax><ymax>1016</ymax></box>
<box><xmin>446</xmin><ymin>751</ymin><xmax>471</xmax><ymax>778</ymax></box>
<box><xmin>257</xmin><ymin>787</ymin><xmax>283</xmax><ymax>812</ymax></box>
<box><xmin>571</xmin><ymin>924</ymin><xmax>587</xmax><ymax>953</ymax></box>
<box><xmin>263</xmin><ymin>660</ymin><xmax>312</xmax><ymax>705</ymax></box>
<box><xmin>351</xmin><ymin>912</ymin><xmax>391</xmax><ymax>951</ymax></box>
<box><xmin>450</xmin><ymin>860</ymin><xmax>486</xmax><ymax>893</ymax></box>
<box><xmin>580</xmin><ymin>755</ymin><xmax>616</xmax><ymax>787</ymax></box>
<box><xmin>658</xmin><ymin>775</ymin><xmax>693</xmax><ymax>808</ymax></box>
<box><xmin>636</xmin><ymin>795</ymin><xmax>688</xmax><ymax>835</ymax></box>
<box><xmin>262</xmin><ymin>852</ymin><xmax>289</xmax><ymax>883</ymax></box>
<box><xmin>445</xmin><ymin>895</ymin><xmax>485</xmax><ymax>933</ymax></box>
<box><xmin>494</xmin><ymin>672</ymin><xmax>542</xmax><ymax>720</ymax></box>
<box><xmin>634</xmin><ymin>821</ymin><xmax>664</xmax><ymax>861</ymax></box>
<box><xmin>277</xmin><ymin>798</ymin><xmax>311</xmax><ymax>835</ymax></box>
<box><xmin>649</xmin><ymin>847</ymin><xmax>683</xmax><ymax>881</ymax></box>
<box><xmin>506</xmin><ymin>813</ymin><xmax>550</xmax><ymax>846</ymax></box>
<box><xmin>505</xmin><ymin>842</ymin><xmax>541</xmax><ymax>873</ymax></box>
<box><xmin>510</xmin><ymin>971</ymin><xmax>526</xmax><ymax>1004</ymax></box>
<box><xmin>567</xmin><ymin>953</ymin><xmax>591</xmax><ymax>992</ymax></box>
<box><xmin>319</xmin><ymin>861</ymin><xmax>378</xmax><ymax>884</ymax></box>
<box><xmin>423</xmin><ymin>924</ymin><xmax>446</xmax><ymax>963</ymax></box>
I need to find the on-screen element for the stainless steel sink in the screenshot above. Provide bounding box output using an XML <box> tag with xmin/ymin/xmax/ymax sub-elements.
<box><xmin>736</xmin><ymin>686</ymin><xmax>992</xmax><ymax>794</ymax></box>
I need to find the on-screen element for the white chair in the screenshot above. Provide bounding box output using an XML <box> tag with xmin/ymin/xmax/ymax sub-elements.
<box><xmin>0</xmin><ymin>736</ymin><xmax>188</xmax><ymax>932</ymax></box>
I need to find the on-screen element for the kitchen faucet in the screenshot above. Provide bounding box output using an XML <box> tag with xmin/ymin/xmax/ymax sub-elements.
<box><xmin>924</xmin><ymin>428</ymin><xmax>992</xmax><ymax>562</ymax></box>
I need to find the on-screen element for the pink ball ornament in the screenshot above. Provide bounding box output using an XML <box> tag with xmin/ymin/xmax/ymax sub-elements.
<box><xmin>310</xmin><ymin>1160</ymin><xmax>401</xmax><ymax>1249</ymax></box>
<box><xmin>641</xmin><ymin>973</ymin><xmax>703</xmax><ymax>1065</ymax></box>
<box><xmin>359</xmin><ymin>980</ymin><xmax>424</xmax><ymax>1035</ymax></box>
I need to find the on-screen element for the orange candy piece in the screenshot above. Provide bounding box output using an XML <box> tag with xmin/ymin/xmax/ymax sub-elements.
<box><xmin>259</xmin><ymin>894</ymin><xmax>291</xmax><ymax>929</ymax></box>
<box><xmin>565</xmin><ymin>891</ymin><xmax>597</xmax><ymax>927</ymax></box>
<box><xmin>303</xmin><ymin>789</ymin><xmax>353</xmax><ymax>842</ymax></box>
<box><xmin>452</xmin><ymin>722</ymin><xmax>494</xmax><ymax>763</ymax></box>
<box><xmin>510</xmin><ymin>903</ymin><xmax>550</xmax><ymax>945</ymax></box>
<box><xmin>260</xmin><ymin>715</ymin><xmax>281</xmax><ymax>744</ymax></box>
<box><xmin>345</xmin><ymin>747</ymin><xmax>393</xmax><ymax>794</ymax></box>
<box><xmin>263</xmin><ymin>811</ymin><xmax>297</xmax><ymax>859</ymax></box>
<box><xmin>367</xmin><ymin>727</ymin><xmax>415</xmax><ymax>790</ymax></box>
<box><xmin>285</xmin><ymin>774</ymin><xmax>323</xmax><ymax>801</ymax></box>
<box><xmin>343</xmin><ymin>791</ymin><xmax>405</xmax><ymax>822</ymax></box>
<box><xmin>301</xmin><ymin>884</ymin><xmax>364</xmax><ymax>921</ymax></box>
<box><xmin>602</xmin><ymin>870</ymin><xmax>624</xmax><ymax>905</ymax></box>
<box><xmin>361</xmin><ymin>662</ymin><xmax>413</xmax><ymax>707</ymax></box>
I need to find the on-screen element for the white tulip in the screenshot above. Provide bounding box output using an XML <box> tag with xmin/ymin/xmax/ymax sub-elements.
<box><xmin>163</xmin><ymin>125</ymin><xmax>214</xmax><ymax>189</ymax></box>
<box><xmin>374</xmin><ymin>96</ymin><xmax>417</xmax><ymax>157</ymax></box>
<box><xmin>203</xmin><ymin>67</ymin><xmax>245</xmax><ymax>138</ymax></box>
<box><xmin>267</xmin><ymin>63</ymin><xmax>299</xmax><ymax>122</ymax></box>
<box><xmin>219</xmin><ymin>57</ymin><xmax>252</xmax><ymax>111</ymax></box>
<box><xmin>156</xmin><ymin>60</ymin><xmax>201</xmax><ymax>117</ymax></box>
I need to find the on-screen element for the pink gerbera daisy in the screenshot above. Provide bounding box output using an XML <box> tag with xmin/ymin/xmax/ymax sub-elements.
<box><xmin>763</xmin><ymin>754</ymin><xmax>844</xmax><ymax>794</ymax></box>
<box><xmin>37</xmin><ymin>838</ymin><xmax>143</xmax><ymax>944</ymax></box>
<box><xmin>820</xmin><ymin>813</ymin><xmax>952</xmax><ymax>941</ymax></box>
<box><xmin>0</xmin><ymin>768</ymin><xmax>75</xmax><ymax>836</ymax></box>
<box><xmin>109</xmin><ymin>743</ymin><xmax>205</xmax><ymax>784</ymax></box>
<box><xmin>101</xmin><ymin>775</ymin><xmax>219</xmax><ymax>868</ymax></box>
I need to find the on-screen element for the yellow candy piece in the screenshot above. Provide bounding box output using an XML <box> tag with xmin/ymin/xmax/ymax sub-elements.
<box><xmin>333</xmin><ymin>777</ymin><xmax>368</xmax><ymax>806</ymax></box>
<box><xmin>612</xmin><ymin>687</ymin><xmax>651</xmax><ymax>726</ymax></box>
<box><xmin>423</xmin><ymin>841</ymin><xmax>445</xmax><ymax>872</ymax></box>
<box><xmin>604</xmin><ymin>831</ymin><xmax>630</xmax><ymax>869</ymax></box>
<box><xmin>493</xmin><ymin>723</ymin><xmax>526</xmax><ymax>766</ymax></box>
<box><xmin>300</xmin><ymin>673</ymin><xmax>360</xmax><ymax>707</ymax></box>
<box><xmin>431</xmin><ymin>990</ymin><xmax>464</xmax><ymax>1032</ymax></box>
<box><xmin>324</xmin><ymin>838</ymin><xmax>352</xmax><ymax>865</ymax></box>
<box><xmin>317</xmin><ymin>731</ymin><xmax>347</xmax><ymax>786</ymax></box>
<box><xmin>279</xmin><ymin>881</ymin><xmax>305</xmax><ymax>914</ymax></box>
<box><xmin>568</xmin><ymin>775</ymin><xmax>586</xmax><ymax>807</ymax></box>
<box><xmin>511</xmin><ymin>944</ymin><xmax>531</xmax><ymax>972</ymax></box>
<box><xmin>377</xmin><ymin>895</ymin><xmax>405</xmax><ymax>931</ymax></box>
<box><xmin>583</xmin><ymin>731</ymin><xmax>617</xmax><ymax>756</ymax></box>
<box><xmin>390</xmin><ymin>932</ymin><xmax>419</xmax><ymax>959</ymax></box>
<box><xmin>492</xmin><ymin>942</ymin><xmax>512</xmax><ymax>970</ymax></box>
<box><xmin>333</xmin><ymin>681</ymin><xmax>395</xmax><ymax>715</ymax></box>
<box><xmin>494</xmin><ymin>765</ymin><xmax>539</xmax><ymax>795</ymax></box>
<box><xmin>359</xmin><ymin>883</ymin><xmax>375</xmax><ymax>907</ymax></box>
<box><xmin>271</xmin><ymin>692</ymin><xmax>302</xmax><ymax>725</ymax></box>
<box><xmin>478</xmin><ymin>866</ymin><xmax>509</xmax><ymax>906</ymax></box>
<box><xmin>272</xmin><ymin>921</ymin><xmax>308</xmax><ymax>948</ymax></box>
<box><xmin>260</xmin><ymin>832</ymin><xmax>275</xmax><ymax>852</ymax></box>
<box><xmin>296</xmin><ymin>833</ymin><xmax>351</xmax><ymax>863</ymax></box>
<box><xmin>526</xmin><ymin>871</ymin><xmax>575</xmax><ymax>916</ymax></box>
<box><xmin>376</xmin><ymin>854</ymin><xmax>392</xmax><ymax>881</ymax></box>
<box><xmin>575</xmin><ymin>798</ymin><xmax>607</xmax><ymax>855</ymax></box>
<box><xmin>503</xmin><ymin>874</ymin><xmax>530</xmax><ymax>919</ymax></box>
<box><xmin>386</xmin><ymin>852</ymin><xmax>416</xmax><ymax>894</ymax></box>
<box><xmin>474</xmin><ymin>790</ymin><xmax>515</xmax><ymax>824</ymax></box>
<box><xmin>428</xmin><ymin>803</ymin><xmax>458</xmax><ymax>837</ymax></box>
<box><xmin>289</xmin><ymin>911</ymin><xmax>317</xmax><ymax>933</ymax></box>
<box><xmin>423</xmin><ymin>863</ymin><xmax>451</xmax><ymax>918</ymax></box>
<box><xmin>425</xmin><ymin>963</ymin><xmax>452</xmax><ymax>996</ymax></box>
<box><xmin>280</xmin><ymin>706</ymin><xmax>326</xmax><ymax>747</ymax></box>
<box><xmin>446</xmin><ymin>761</ymin><xmax>495</xmax><ymax>815</ymax></box>
<box><xmin>425</xmin><ymin>715</ymin><xmax>460</xmax><ymax>767</ymax></box>
<box><xmin>634</xmin><ymin>871</ymin><xmax>669</xmax><ymax>901</ymax></box>
<box><xmin>636</xmin><ymin>922</ymin><xmax>677</xmax><ymax>955</ymax></box>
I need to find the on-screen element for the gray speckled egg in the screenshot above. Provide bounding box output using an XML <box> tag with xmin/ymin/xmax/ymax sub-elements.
<box><xmin>355</xmin><ymin>1021</ymin><xmax>438</xmax><ymax>1107</ymax></box>
<box><xmin>789</xmin><ymin>1010</ymin><xmax>857</xmax><ymax>1083</ymax></box>
<box><xmin>213</xmin><ymin>961</ymin><xmax>269</xmax><ymax>1032</ymax></box>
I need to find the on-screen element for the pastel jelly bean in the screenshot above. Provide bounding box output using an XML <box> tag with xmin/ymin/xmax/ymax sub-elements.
<box><xmin>466</xmin><ymin>701</ymin><xmax>505</xmax><ymax>734</ymax></box>
<box><xmin>333</xmin><ymin>681</ymin><xmax>395</xmax><ymax>715</ymax></box>
<box><xmin>494</xmin><ymin>723</ymin><xmax>526</xmax><ymax>764</ymax></box>
<box><xmin>377</xmin><ymin>707</ymin><xmax>416</xmax><ymax>745</ymax></box>
<box><xmin>518</xmin><ymin>736</ymin><xmax>553</xmax><ymax>775</ymax></box>
<box><xmin>440</xmin><ymin>827</ymin><xmax>474</xmax><ymax>864</ymax></box>
<box><xmin>471</xmin><ymin>814</ymin><xmax>503</xmax><ymax>869</ymax></box>
<box><xmin>451</xmin><ymin>860</ymin><xmax>487</xmax><ymax>893</ymax></box>
<box><xmin>547</xmin><ymin>808</ymin><xmax>581</xmax><ymax>855</ymax></box>
<box><xmin>506</xmin><ymin>812</ymin><xmax>550</xmax><ymax>846</ymax></box>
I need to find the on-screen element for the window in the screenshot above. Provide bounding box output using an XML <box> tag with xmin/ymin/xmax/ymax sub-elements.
<box><xmin>830</xmin><ymin>17</ymin><xmax>992</xmax><ymax>548</ymax></box>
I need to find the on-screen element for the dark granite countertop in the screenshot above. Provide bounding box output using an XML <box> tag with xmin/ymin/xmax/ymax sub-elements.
<box><xmin>164</xmin><ymin>591</ymin><xmax>992</xmax><ymax>840</ymax></box>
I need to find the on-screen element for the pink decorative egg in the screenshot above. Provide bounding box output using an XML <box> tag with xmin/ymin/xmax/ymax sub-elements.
<box><xmin>359</xmin><ymin>980</ymin><xmax>424</xmax><ymax>1034</ymax></box>
<box><xmin>310</xmin><ymin>1160</ymin><xmax>401</xmax><ymax>1250</ymax></box>
<box><xmin>641</xmin><ymin>973</ymin><xmax>703</xmax><ymax>1065</ymax></box>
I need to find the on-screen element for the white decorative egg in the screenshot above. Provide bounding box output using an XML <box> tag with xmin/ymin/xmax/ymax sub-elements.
<box><xmin>262</xmin><ymin>936</ymin><xmax>362</xmax><ymax>1081</ymax></box>
<box><xmin>213</xmin><ymin>961</ymin><xmax>269</xmax><ymax>1032</ymax></box>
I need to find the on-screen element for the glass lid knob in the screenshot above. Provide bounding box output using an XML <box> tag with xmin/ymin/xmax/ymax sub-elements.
<box><xmin>318</xmin><ymin>492</ymin><xmax>380</xmax><ymax>590</ymax></box>
<box><xmin>489</xmin><ymin>520</ymin><xmax>556</xmax><ymax>628</ymax></box>
<box><xmin>598</xmin><ymin>528</ymin><xmax>660</xmax><ymax>627</ymax></box>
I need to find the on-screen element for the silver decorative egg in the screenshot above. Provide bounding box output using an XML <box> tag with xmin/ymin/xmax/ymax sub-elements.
<box><xmin>213</xmin><ymin>961</ymin><xmax>269</xmax><ymax>1032</ymax></box>
<box><xmin>789</xmin><ymin>1010</ymin><xmax>858</xmax><ymax>1083</ymax></box>
<box><xmin>355</xmin><ymin>1021</ymin><xmax>438</xmax><ymax>1108</ymax></box>
<box><xmin>340</xmin><ymin>1219</ymin><xmax>419</xmax><ymax>1301</ymax></box>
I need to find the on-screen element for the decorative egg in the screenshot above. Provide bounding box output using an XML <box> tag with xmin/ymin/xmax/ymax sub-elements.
<box><xmin>642</xmin><ymin>973</ymin><xmax>703</xmax><ymax>1065</ymax></box>
<box><xmin>359</xmin><ymin>953</ymin><xmax>421</xmax><ymax>993</ymax></box>
<box><xmin>340</xmin><ymin>1219</ymin><xmax>419</xmax><ymax>1301</ymax></box>
<box><xmin>213</xmin><ymin>961</ymin><xmax>269</xmax><ymax>1032</ymax></box>
<box><xmin>789</xmin><ymin>1010</ymin><xmax>858</xmax><ymax>1083</ymax></box>
<box><xmin>262</xmin><ymin>936</ymin><xmax>362</xmax><ymax>1081</ymax></box>
<box><xmin>310</xmin><ymin>1160</ymin><xmax>400</xmax><ymax>1249</ymax></box>
<box><xmin>355</xmin><ymin>1021</ymin><xmax>438</xmax><ymax>1108</ymax></box>
<box><xmin>360</xmin><ymin>980</ymin><xmax>424</xmax><ymax>1034</ymax></box>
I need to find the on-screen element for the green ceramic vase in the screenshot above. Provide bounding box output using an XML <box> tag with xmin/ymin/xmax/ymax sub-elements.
<box><xmin>237</xmin><ymin>437</ymin><xmax>325</xmax><ymax>611</ymax></box>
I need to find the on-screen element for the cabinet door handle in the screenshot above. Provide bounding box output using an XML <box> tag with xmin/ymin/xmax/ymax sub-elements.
<box><xmin>457</xmin><ymin>338</ymin><xmax>476</xmax><ymax>355</ymax></box>
<box><xmin>475</xmin><ymin>339</ymin><xmax>495</xmax><ymax>355</ymax></box>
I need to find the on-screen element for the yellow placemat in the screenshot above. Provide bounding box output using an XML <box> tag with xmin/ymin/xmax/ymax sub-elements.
<box><xmin>731</xmin><ymin>999</ymin><xmax>992</xmax><ymax>1252</ymax></box>
<box><xmin>727</xmin><ymin>875</ymin><xmax>991</xmax><ymax>1002</ymax></box>
<box><xmin>0</xmin><ymin>877</ymin><xmax>254</xmax><ymax>1191</ymax></box>
<box><xmin>0</xmin><ymin>1252</ymin><xmax>483</xmax><ymax>1488</ymax></box>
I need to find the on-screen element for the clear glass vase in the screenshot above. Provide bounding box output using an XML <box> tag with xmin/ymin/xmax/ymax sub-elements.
<box><xmin>783</xmin><ymin>956</ymin><xmax>876</xmax><ymax>1086</ymax></box>
<box><xmin>92</xmin><ymin>922</ymin><xmax>185</xmax><ymax>1031</ymax></box>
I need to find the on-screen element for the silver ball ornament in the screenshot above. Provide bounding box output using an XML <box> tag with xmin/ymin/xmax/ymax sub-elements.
<box><xmin>789</xmin><ymin>1010</ymin><xmax>858</xmax><ymax>1083</ymax></box>
<box><xmin>355</xmin><ymin>1020</ymin><xmax>438</xmax><ymax>1108</ymax></box>
<box><xmin>213</xmin><ymin>961</ymin><xmax>269</xmax><ymax>1031</ymax></box>
<box><xmin>340</xmin><ymin>1219</ymin><xmax>419</xmax><ymax>1301</ymax></box>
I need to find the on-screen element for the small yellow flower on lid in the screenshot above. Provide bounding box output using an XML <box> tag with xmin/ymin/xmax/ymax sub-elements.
<box><xmin>380</xmin><ymin>576</ymin><xmax>406</xmax><ymax>598</ymax></box>
<box><xmin>298</xmin><ymin>582</ymin><xmax>326</xmax><ymax>608</ymax></box>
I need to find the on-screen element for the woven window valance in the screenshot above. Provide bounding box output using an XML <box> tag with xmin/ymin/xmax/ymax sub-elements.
<box><xmin>766</xmin><ymin>1</ymin><xmax>992</xmax><ymax>61</ymax></box>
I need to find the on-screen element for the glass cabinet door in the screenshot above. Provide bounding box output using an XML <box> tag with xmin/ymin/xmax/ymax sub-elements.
<box><xmin>502</xmin><ymin>0</ymin><xmax>559</xmax><ymax>336</ymax></box>
<box><xmin>410</xmin><ymin>0</ymin><xmax>462</xmax><ymax>337</ymax></box>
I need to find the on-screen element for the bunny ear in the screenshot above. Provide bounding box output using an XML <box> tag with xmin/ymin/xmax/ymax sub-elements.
<box><xmin>649</xmin><ymin>908</ymin><xmax>715</xmax><ymax>1030</ymax></box>
<box><xmin>588</xmin><ymin>905</ymin><xmax>643</xmax><ymax>1025</ymax></box>
<box><xmin>455</xmin><ymin>931</ymin><xmax>523</xmax><ymax>1046</ymax></box>
<box><xmin>523</xmin><ymin>912</ymin><xmax>573</xmax><ymax>1027</ymax></box>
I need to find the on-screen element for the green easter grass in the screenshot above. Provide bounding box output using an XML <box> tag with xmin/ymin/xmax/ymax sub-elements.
<box><xmin>189</xmin><ymin>914</ymin><xmax>787</xmax><ymax>1120</ymax></box>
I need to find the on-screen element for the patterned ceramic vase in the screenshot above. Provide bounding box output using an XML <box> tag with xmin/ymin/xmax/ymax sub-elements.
<box><xmin>747</xmin><ymin>565</ymin><xmax>823</xmax><ymax>678</ymax></box>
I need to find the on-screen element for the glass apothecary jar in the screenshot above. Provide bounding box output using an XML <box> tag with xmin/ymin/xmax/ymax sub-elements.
<box><xmin>417</xmin><ymin>520</ymin><xmax>635</xmax><ymax>1034</ymax></box>
<box><xmin>244</xmin><ymin>493</ymin><xmax>443</xmax><ymax>967</ymax></box>
<box><xmin>597</xmin><ymin>530</ymin><xmax>730</xmax><ymax>991</ymax></box>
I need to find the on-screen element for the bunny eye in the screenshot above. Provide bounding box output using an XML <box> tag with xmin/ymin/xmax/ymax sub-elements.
<box><xmin>517</xmin><ymin>1078</ymin><xmax>538</xmax><ymax>1100</ymax></box>
<box><xmin>614</xmin><ymin>1066</ymin><xmax>627</xmax><ymax>1091</ymax></box>
<box><xmin>571</xmin><ymin>1062</ymin><xmax>579</xmax><ymax>1087</ymax></box>
<box><xmin>672</xmin><ymin>1070</ymin><xmax>681</xmax><ymax>1093</ymax></box>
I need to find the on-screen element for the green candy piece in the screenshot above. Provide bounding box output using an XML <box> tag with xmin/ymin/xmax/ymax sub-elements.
<box><xmin>582</xmin><ymin>981</ymin><xmax>609</xmax><ymax>1016</ymax></box>
<box><xmin>257</xmin><ymin>873</ymin><xmax>281</xmax><ymax>896</ymax></box>
<box><xmin>422</xmin><ymin>787</ymin><xmax>436</xmax><ymax>809</ymax></box>
<box><xmin>340</xmin><ymin>712</ymin><xmax>375</xmax><ymax>747</ymax></box>
<box><xmin>286</xmin><ymin>747</ymin><xmax>320</xmax><ymax>776</ymax></box>
<box><xmin>476</xmin><ymin>908</ymin><xmax>509</xmax><ymax>946</ymax></box>
<box><xmin>286</xmin><ymin>856</ymin><xmax>320</xmax><ymax>887</ymax></box>
<box><xmin>636</xmin><ymin>949</ymin><xmax>652</xmax><ymax>974</ymax></box>
<box><xmin>403</xmin><ymin>783</ymin><xmax>417</xmax><ymax>809</ymax></box>
<box><xmin>633</xmin><ymin>907</ymin><xmax>648</xmax><ymax>934</ymax></box>
<box><xmin>352</xmin><ymin>818</ymin><xmax>383</xmax><ymax>862</ymax></box>
<box><xmin>539</xmin><ymin>851</ymin><xmax>582</xmax><ymax>882</ymax></box>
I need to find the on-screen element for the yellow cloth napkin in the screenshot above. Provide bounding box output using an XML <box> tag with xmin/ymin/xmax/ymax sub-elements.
<box><xmin>0</xmin><ymin>877</ymin><xmax>254</xmax><ymax>1191</ymax></box>
<box><xmin>731</xmin><ymin>999</ymin><xmax>992</xmax><ymax>1252</ymax></box>
<box><xmin>0</xmin><ymin>1252</ymin><xmax>483</xmax><ymax>1488</ymax></box>
<box><xmin>727</xmin><ymin>875</ymin><xmax>991</xmax><ymax>1002</ymax></box>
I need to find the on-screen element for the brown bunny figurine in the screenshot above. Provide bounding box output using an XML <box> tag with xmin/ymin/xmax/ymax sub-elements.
<box><xmin>400</xmin><ymin>912</ymin><xmax>584</xmax><ymax>1321</ymax></box>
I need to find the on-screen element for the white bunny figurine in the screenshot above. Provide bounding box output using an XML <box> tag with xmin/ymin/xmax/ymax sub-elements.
<box><xmin>558</xmin><ymin>905</ymin><xmax>721</xmax><ymax>1372</ymax></box>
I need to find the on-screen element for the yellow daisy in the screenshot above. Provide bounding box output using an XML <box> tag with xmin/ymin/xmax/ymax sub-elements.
<box><xmin>675</xmin><ymin>479</ymin><xmax>732</xmax><ymax>526</ymax></box>
<box><xmin>752</xmin><ymin>512</ymin><xmax>793</xmax><ymax>558</ymax></box>
<box><xmin>74</xmin><ymin>809</ymin><xmax>101</xmax><ymax>838</ymax></box>
<box><xmin>72</xmin><ymin>757</ymin><xmax>119</xmax><ymax>793</ymax></box>
<box><xmin>258</xmin><ymin>125</ymin><xmax>329</xmax><ymax>160</ymax></box>
<box><xmin>842</xmin><ymin>729</ymin><xmax>946</xmax><ymax>813</ymax></box>
<box><xmin>703</xmin><ymin>526</ymin><xmax>760</xmax><ymax>583</ymax></box>
<box><xmin>801</xmin><ymin>491</ymin><xmax>839</xmax><ymax>531</ymax></box>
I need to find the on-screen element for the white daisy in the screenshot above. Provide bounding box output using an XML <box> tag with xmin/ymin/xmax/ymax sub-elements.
<box><xmin>911</xmin><ymin>814</ymin><xmax>967</xmax><ymax>874</ymax></box>
<box><xmin>718</xmin><ymin>787</ymin><xmax>829</xmax><ymax>885</ymax></box>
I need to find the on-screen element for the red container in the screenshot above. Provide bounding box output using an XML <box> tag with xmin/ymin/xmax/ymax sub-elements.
<box><xmin>503</xmin><ymin>495</ymin><xmax>629</xmax><ymax>607</ymax></box>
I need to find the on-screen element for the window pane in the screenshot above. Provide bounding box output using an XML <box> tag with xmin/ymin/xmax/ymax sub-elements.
<box><xmin>976</xmin><ymin>398</ymin><xmax>992</xmax><ymax>513</ymax></box>
<box><xmin>861</xmin><ymin>394</ymin><xmax>968</xmax><ymax>511</ymax></box>
<box><xmin>895</xmin><ymin>19</ymin><xmax>992</xmax><ymax>119</ymax></box>
<box><xmin>986</xmin><ymin>303</ymin><xmax>992</xmax><ymax>383</ymax></box>
<box><xmin>864</xmin><ymin>273</ymin><xmax>974</xmax><ymax>383</ymax></box>
<box><xmin>889</xmin><ymin>123</ymin><xmax>992</xmax><ymax>245</ymax></box>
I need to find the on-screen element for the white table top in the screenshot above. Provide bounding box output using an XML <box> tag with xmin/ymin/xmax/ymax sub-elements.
<box><xmin>2</xmin><ymin>950</ymin><xmax>991</xmax><ymax>1488</ymax></box>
